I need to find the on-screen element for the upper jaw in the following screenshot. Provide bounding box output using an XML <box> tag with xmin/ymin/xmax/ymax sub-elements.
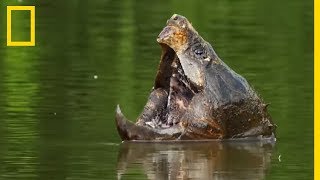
<box><xmin>156</xmin><ymin>25</ymin><xmax>188</xmax><ymax>53</ymax></box>
<box><xmin>157</xmin><ymin>26</ymin><xmax>174</xmax><ymax>43</ymax></box>
<box><xmin>157</xmin><ymin>36</ymin><xmax>204</xmax><ymax>92</ymax></box>
<box><xmin>156</xmin><ymin>17</ymin><xmax>190</xmax><ymax>53</ymax></box>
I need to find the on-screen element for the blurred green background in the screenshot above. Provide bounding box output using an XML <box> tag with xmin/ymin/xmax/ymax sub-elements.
<box><xmin>0</xmin><ymin>0</ymin><xmax>313</xmax><ymax>179</ymax></box>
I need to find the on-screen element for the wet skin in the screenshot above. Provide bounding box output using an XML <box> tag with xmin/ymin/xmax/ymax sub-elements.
<box><xmin>115</xmin><ymin>14</ymin><xmax>276</xmax><ymax>141</ymax></box>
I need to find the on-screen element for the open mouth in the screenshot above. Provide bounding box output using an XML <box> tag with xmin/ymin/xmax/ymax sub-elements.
<box><xmin>115</xmin><ymin>21</ymin><xmax>203</xmax><ymax>140</ymax></box>
<box><xmin>145</xmin><ymin>44</ymin><xmax>199</xmax><ymax>129</ymax></box>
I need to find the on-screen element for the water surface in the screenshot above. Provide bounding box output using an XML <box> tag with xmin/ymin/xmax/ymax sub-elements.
<box><xmin>0</xmin><ymin>0</ymin><xmax>313</xmax><ymax>179</ymax></box>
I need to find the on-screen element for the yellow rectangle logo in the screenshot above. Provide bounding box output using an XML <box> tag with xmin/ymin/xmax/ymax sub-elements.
<box><xmin>7</xmin><ymin>6</ymin><xmax>35</xmax><ymax>46</ymax></box>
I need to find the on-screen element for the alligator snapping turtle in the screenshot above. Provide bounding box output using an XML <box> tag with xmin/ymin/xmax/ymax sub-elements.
<box><xmin>115</xmin><ymin>14</ymin><xmax>276</xmax><ymax>141</ymax></box>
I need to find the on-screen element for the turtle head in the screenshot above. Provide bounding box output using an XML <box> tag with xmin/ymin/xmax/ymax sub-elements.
<box><xmin>157</xmin><ymin>14</ymin><xmax>218</xmax><ymax>89</ymax></box>
<box><xmin>157</xmin><ymin>14</ymin><xmax>195</xmax><ymax>53</ymax></box>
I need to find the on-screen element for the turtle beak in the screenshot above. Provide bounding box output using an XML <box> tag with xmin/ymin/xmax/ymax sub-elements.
<box><xmin>115</xmin><ymin>105</ymin><xmax>183</xmax><ymax>141</ymax></box>
<box><xmin>157</xmin><ymin>26</ymin><xmax>175</xmax><ymax>43</ymax></box>
<box><xmin>115</xmin><ymin>105</ymin><xmax>159</xmax><ymax>141</ymax></box>
<box><xmin>115</xmin><ymin>105</ymin><xmax>134</xmax><ymax>140</ymax></box>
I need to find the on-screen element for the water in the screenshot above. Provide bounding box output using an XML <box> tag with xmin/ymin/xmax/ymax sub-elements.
<box><xmin>0</xmin><ymin>0</ymin><xmax>313</xmax><ymax>179</ymax></box>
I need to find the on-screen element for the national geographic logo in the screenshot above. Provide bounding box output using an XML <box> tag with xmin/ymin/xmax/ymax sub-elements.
<box><xmin>7</xmin><ymin>6</ymin><xmax>35</xmax><ymax>46</ymax></box>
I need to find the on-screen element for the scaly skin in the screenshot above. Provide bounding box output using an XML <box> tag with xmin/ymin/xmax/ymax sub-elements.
<box><xmin>115</xmin><ymin>14</ymin><xmax>276</xmax><ymax>141</ymax></box>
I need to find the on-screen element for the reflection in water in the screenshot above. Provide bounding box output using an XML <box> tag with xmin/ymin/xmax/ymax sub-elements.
<box><xmin>117</xmin><ymin>141</ymin><xmax>275</xmax><ymax>180</ymax></box>
<box><xmin>0</xmin><ymin>0</ymin><xmax>313</xmax><ymax>179</ymax></box>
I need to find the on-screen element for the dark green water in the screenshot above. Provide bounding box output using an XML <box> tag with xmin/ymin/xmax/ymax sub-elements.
<box><xmin>0</xmin><ymin>0</ymin><xmax>313</xmax><ymax>179</ymax></box>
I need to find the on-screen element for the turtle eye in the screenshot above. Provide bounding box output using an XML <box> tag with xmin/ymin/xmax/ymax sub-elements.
<box><xmin>194</xmin><ymin>48</ymin><xmax>206</xmax><ymax>59</ymax></box>
<box><xmin>192</xmin><ymin>43</ymin><xmax>207</xmax><ymax>59</ymax></box>
<box><xmin>194</xmin><ymin>49</ymin><xmax>203</xmax><ymax>56</ymax></box>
